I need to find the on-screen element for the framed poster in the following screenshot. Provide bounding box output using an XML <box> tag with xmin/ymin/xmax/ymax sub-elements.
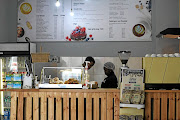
<box><xmin>17</xmin><ymin>0</ymin><xmax>152</xmax><ymax>42</ymax></box>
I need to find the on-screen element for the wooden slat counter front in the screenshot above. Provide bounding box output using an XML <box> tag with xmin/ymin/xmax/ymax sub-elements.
<box><xmin>0</xmin><ymin>89</ymin><xmax>120</xmax><ymax>120</ymax></box>
<box><xmin>145</xmin><ymin>90</ymin><xmax>180</xmax><ymax>120</ymax></box>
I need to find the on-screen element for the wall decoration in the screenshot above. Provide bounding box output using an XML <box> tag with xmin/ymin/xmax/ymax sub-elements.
<box><xmin>17</xmin><ymin>0</ymin><xmax>152</xmax><ymax>42</ymax></box>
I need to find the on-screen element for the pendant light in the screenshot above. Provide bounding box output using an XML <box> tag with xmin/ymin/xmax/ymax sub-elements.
<box><xmin>70</xmin><ymin>0</ymin><xmax>74</xmax><ymax>16</ymax></box>
<box><xmin>70</xmin><ymin>9</ymin><xmax>74</xmax><ymax>16</ymax></box>
<box><xmin>55</xmin><ymin>0</ymin><xmax>60</xmax><ymax>7</ymax></box>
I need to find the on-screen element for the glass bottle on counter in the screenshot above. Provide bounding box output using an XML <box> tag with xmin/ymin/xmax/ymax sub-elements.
<box><xmin>34</xmin><ymin>75</ymin><xmax>39</xmax><ymax>89</ymax></box>
<box><xmin>82</xmin><ymin>61</ymin><xmax>90</xmax><ymax>89</ymax></box>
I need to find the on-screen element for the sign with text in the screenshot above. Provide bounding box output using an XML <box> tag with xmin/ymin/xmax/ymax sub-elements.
<box><xmin>120</xmin><ymin>69</ymin><xmax>144</xmax><ymax>91</ymax></box>
<box><xmin>17</xmin><ymin>0</ymin><xmax>152</xmax><ymax>42</ymax></box>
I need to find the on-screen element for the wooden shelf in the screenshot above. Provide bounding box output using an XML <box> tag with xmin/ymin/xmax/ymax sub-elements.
<box><xmin>163</xmin><ymin>34</ymin><xmax>180</xmax><ymax>39</ymax></box>
<box><xmin>163</xmin><ymin>34</ymin><xmax>180</xmax><ymax>53</ymax></box>
<box><xmin>4</xmin><ymin>107</ymin><xmax>11</xmax><ymax>109</ymax></box>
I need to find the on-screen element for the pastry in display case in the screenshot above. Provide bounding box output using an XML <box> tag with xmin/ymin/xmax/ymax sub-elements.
<box><xmin>49</xmin><ymin>77</ymin><xmax>64</xmax><ymax>84</ymax></box>
<box><xmin>64</xmin><ymin>78</ymin><xmax>79</xmax><ymax>84</ymax></box>
<box><xmin>39</xmin><ymin>67</ymin><xmax>84</xmax><ymax>88</ymax></box>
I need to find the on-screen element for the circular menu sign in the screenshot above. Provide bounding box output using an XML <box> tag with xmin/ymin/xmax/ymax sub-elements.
<box><xmin>20</xmin><ymin>3</ymin><xmax>32</xmax><ymax>14</ymax></box>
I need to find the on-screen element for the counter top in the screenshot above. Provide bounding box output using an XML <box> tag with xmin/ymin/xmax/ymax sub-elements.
<box><xmin>0</xmin><ymin>88</ymin><xmax>120</xmax><ymax>93</ymax></box>
<box><xmin>2</xmin><ymin>89</ymin><xmax>180</xmax><ymax>93</ymax></box>
<box><xmin>145</xmin><ymin>90</ymin><xmax>180</xmax><ymax>92</ymax></box>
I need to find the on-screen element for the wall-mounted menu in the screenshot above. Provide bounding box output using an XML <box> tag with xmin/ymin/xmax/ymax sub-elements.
<box><xmin>17</xmin><ymin>0</ymin><xmax>152</xmax><ymax>42</ymax></box>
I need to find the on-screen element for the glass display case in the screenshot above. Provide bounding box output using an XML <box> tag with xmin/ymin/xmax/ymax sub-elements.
<box><xmin>39</xmin><ymin>67</ymin><xmax>84</xmax><ymax>88</ymax></box>
<box><xmin>0</xmin><ymin>56</ymin><xmax>28</xmax><ymax>119</ymax></box>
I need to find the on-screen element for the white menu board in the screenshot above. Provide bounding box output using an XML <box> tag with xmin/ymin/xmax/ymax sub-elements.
<box><xmin>17</xmin><ymin>0</ymin><xmax>152</xmax><ymax>42</ymax></box>
<box><xmin>120</xmin><ymin>69</ymin><xmax>144</xmax><ymax>90</ymax></box>
<box><xmin>120</xmin><ymin>69</ymin><xmax>145</xmax><ymax>100</ymax></box>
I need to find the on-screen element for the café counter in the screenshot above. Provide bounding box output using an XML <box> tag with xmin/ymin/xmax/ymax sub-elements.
<box><xmin>0</xmin><ymin>88</ymin><xmax>120</xmax><ymax>120</ymax></box>
<box><xmin>145</xmin><ymin>90</ymin><xmax>180</xmax><ymax>120</ymax></box>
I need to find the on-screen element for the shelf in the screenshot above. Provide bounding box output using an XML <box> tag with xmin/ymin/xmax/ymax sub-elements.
<box><xmin>4</xmin><ymin>107</ymin><xmax>11</xmax><ymax>109</ymax></box>
<box><xmin>161</xmin><ymin>34</ymin><xmax>180</xmax><ymax>53</ymax></box>
<box><xmin>120</xmin><ymin>103</ymin><xmax>145</xmax><ymax>109</ymax></box>
<box><xmin>2</xmin><ymin>67</ymin><xmax>26</xmax><ymax>69</ymax></box>
<box><xmin>156</xmin><ymin>27</ymin><xmax>180</xmax><ymax>53</ymax></box>
<box><xmin>163</xmin><ymin>34</ymin><xmax>180</xmax><ymax>39</ymax></box>
<box><xmin>158</xmin><ymin>28</ymin><xmax>180</xmax><ymax>39</ymax></box>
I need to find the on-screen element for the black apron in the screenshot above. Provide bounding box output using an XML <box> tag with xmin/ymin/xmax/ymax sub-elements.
<box><xmin>101</xmin><ymin>72</ymin><xmax>118</xmax><ymax>88</ymax></box>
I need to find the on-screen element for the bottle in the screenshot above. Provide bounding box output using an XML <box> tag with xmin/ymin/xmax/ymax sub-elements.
<box><xmin>82</xmin><ymin>61</ymin><xmax>90</xmax><ymax>89</ymax></box>
<box><xmin>34</xmin><ymin>75</ymin><xmax>39</xmax><ymax>89</ymax></box>
<box><xmin>40</xmin><ymin>69</ymin><xmax>44</xmax><ymax>84</ymax></box>
<box><xmin>48</xmin><ymin>75</ymin><xmax>51</xmax><ymax>83</ymax></box>
<box><xmin>85</xmin><ymin>61</ymin><xmax>88</xmax><ymax>83</ymax></box>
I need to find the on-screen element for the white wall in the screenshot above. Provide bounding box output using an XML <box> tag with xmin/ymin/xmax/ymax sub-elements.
<box><xmin>0</xmin><ymin>0</ymin><xmax>17</xmax><ymax>42</ymax></box>
<box><xmin>0</xmin><ymin>0</ymin><xmax>9</xmax><ymax>42</ymax></box>
<box><xmin>0</xmin><ymin>0</ymin><xmax>179</xmax><ymax>56</ymax></box>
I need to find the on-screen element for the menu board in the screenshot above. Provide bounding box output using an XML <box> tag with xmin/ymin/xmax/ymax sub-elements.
<box><xmin>120</xmin><ymin>69</ymin><xmax>144</xmax><ymax>90</ymax></box>
<box><xmin>120</xmin><ymin>69</ymin><xmax>144</xmax><ymax>100</ymax></box>
<box><xmin>17</xmin><ymin>0</ymin><xmax>152</xmax><ymax>42</ymax></box>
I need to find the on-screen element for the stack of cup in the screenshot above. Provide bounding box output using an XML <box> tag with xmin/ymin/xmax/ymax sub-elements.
<box><xmin>145</xmin><ymin>53</ymin><xmax>180</xmax><ymax>57</ymax></box>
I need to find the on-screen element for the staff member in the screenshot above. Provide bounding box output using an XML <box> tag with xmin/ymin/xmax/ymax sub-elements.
<box><xmin>101</xmin><ymin>62</ymin><xmax>118</xmax><ymax>88</ymax></box>
<box><xmin>82</xmin><ymin>56</ymin><xmax>95</xmax><ymax>70</ymax></box>
<box><xmin>81</xmin><ymin>56</ymin><xmax>95</xmax><ymax>83</ymax></box>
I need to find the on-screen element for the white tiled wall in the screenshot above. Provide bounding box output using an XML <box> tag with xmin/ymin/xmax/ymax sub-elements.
<box><xmin>94</xmin><ymin>57</ymin><xmax>104</xmax><ymax>75</ymax></box>
<box><xmin>59</xmin><ymin>57</ymin><xmax>142</xmax><ymax>87</ymax></box>
<box><xmin>69</xmin><ymin>57</ymin><xmax>83</xmax><ymax>67</ymax></box>
<box><xmin>60</xmin><ymin>57</ymin><xmax>70</xmax><ymax>67</ymax></box>
<box><xmin>94</xmin><ymin>74</ymin><xmax>105</xmax><ymax>87</ymax></box>
<box><xmin>127</xmin><ymin>57</ymin><xmax>142</xmax><ymax>69</ymax></box>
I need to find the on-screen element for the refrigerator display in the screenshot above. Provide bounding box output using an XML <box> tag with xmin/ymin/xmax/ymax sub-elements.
<box><xmin>0</xmin><ymin>42</ymin><xmax>36</xmax><ymax>119</ymax></box>
<box><xmin>0</xmin><ymin>56</ymin><xmax>28</xmax><ymax>119</ymax></box>
<box><xmin>1</xmin><ymin>56</ymin><xmax>28</xmax><ymax>89</ymax></box>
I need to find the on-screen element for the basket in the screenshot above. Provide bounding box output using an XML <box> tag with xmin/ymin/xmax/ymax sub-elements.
<box><xmin>31</xmin><ymin>53</ymin><xmax>50</xmax><ymax>63</ymax></box>
<box><xmin>31</xmin><ymin>46</ymin><xmax>50</xmax><ymax>63</ymax></box>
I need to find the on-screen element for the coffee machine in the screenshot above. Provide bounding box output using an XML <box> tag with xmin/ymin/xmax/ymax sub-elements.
<box><xmin>118</xmin><ymin>51</ymin><xmax>131</xmax><ymax>68</ymax></box>
<box><xmin>117</xmin><ymin>51</ymin><xmax>131</xmax><ymax>88</ymax></box>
